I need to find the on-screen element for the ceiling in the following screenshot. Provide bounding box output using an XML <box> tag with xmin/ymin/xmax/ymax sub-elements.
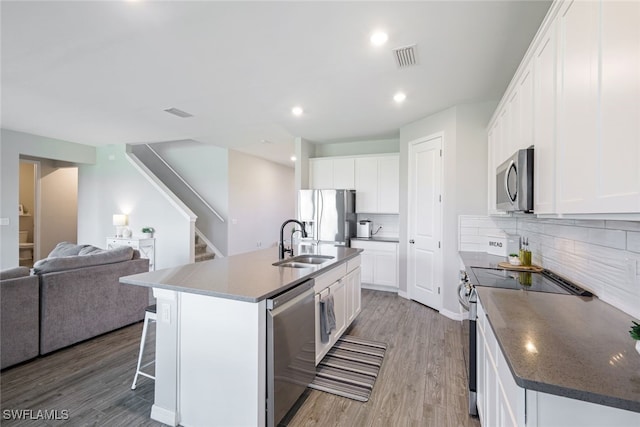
<box><xmin>1</xmin><ymin>0</ymin><xmax>551</xmax><ymax>166</ymax></box>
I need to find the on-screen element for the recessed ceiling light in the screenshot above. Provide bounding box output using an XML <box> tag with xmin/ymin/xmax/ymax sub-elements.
<box><xmin>370</xmin><ymin>31</ymin><xmax>388</xmax><ymax>46</ymax></box>
<box><xmin>290</xmin><ymin>156</ymin><xmax>297</xmax><ymax>162</ymax></box>
<box><xmin>394</xmin><ymin>92</ymin><xmax>406</xmax><ymax>103</ymax></box>
<box><xmin>291</xmin><ymin>106</ymin><xmax>304</xmax><ymax>116</ymax></box>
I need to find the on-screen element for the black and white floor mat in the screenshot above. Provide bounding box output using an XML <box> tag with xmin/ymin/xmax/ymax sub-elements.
<box><xmin>308</xmin><ymin>335</ymin><xmax>387</xmax><ymax>402</ymax></box>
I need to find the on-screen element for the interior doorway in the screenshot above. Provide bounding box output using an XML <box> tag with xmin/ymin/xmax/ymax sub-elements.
<box><xmin>19</xmin><ymin>160</ymin><xmax>40</xmax><ymax>267</ymax></box>
<box><xmin>19</xmin><ymin>157</ymin><xmax>79</xmax><ymax>263</ymax></box>
<box><xmin>407</xmin><ymin>135</ymin><xmax>443</xmax><ymax>311</ymax></box>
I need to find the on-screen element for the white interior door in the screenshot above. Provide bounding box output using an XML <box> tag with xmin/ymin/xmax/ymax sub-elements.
<box><xmin>408</xmin><ymin>136</ymin><xmax>442</xmax><ymax>311</ymax></box>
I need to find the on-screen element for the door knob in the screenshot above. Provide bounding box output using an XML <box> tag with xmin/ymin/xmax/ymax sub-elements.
<box><xmin>409</xmin><ymin>239</ymin><xmax>415</xmax><ymax>244</ymax></box>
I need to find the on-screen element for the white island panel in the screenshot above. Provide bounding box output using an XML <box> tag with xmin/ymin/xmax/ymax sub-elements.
<box><xmin>179</xmin><ymin>292</ymin><xmax>266</xmax><ymax>427</ymax></box>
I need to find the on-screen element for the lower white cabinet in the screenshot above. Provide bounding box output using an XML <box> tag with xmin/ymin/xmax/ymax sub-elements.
<box><xmin>477</xmin><ymin>299</ymin><xmax>640</xmax><ymax>427</ymax></box>
<box><xmin>314</xmin><ymin>256</ymin><xmax>361</xmax><ymax>365</ymax></box>
<box><xmin>350</xmin><ymin>240</ymin><xmax>398</xmax><ymax>290</ymax></box>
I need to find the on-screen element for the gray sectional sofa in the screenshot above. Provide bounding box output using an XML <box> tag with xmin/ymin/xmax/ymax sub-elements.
<box><xmin>0</xmin><ymin>242</ymin><xmax>150</xmax><ymax>369</ymax></box>
<box><xmin>0</xmin><ymin>267</ymin><xmax>39</xmax><ymax>369</ymax></box>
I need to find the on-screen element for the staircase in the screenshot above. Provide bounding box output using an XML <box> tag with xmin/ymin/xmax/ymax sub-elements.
<box><xmin>195</xmin><ymin>234</ymin><xmax>216</xmax><ymax>262</ymax></box>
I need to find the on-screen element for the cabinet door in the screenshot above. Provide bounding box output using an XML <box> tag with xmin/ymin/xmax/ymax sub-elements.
<box><xmin>556</xmin><ymin>0</ymin><xmax>599</xmax><ymax>213</ymax></box>
<box><xmin>534</xmin><ymin>22</ymin><xmax>558</xmax><ymax>214</ymax></box>
<box><xmin>598</xmin><ymin>0</ymin><xmax>640</xmax><ymax>212</ymax></box>
<box><xmin>309</xmin><ymin>158</ymin><xmax>334</xmax><ymax>189</ymax></box>
<box><xmin>518</xmin><ymin>64</ymin><xmax>534</xmax><ymax>151</ymax></box>
<box><xmin>377</xmin><ymin>156</ymin><xmax>399</xmax><ymax>213</ymax></box>
<box><xmin>373</xmin><ymin>250</ymin><xmax>398</xmax><ymax>288</ymax></box>
<box><xmin>315</xmin><ymin>290</ymin><xmax>332</xmax><ymax>365</ymax></box>
<box><xmin>332</xmin><ymin>158</ymin><xmax>355</xmax><ymax>189</ymax></box>
<box><xmin>506</xmin><ymin>89</ymin><xmax>520</xmax><ymax>155</ymax></box>
<box><xmin>330</xmin><ymin>280</ymin><xmax>347</xmax><ymax>340</ymax></box>
<box><xmin>487</xmin><ymin>125</ymin><xmax>498</xmax><ymax>214</ymax></box>
<box><xmin>355</xmin><ymin>157</ymin><xmax>378</xmax><ymax>212</ymax></box>
<box><xmin>345</xmin><ymin>267</ymin><xmax>361</xmax><ymax>324</ymax></box>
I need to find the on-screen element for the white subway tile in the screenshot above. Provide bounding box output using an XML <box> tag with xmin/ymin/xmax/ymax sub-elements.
<box><xmin>587</xmin><ymin>228</ymin><xmax>626</xmax><ymax>250</ymax></box>
<box><xmin>605</xmin><ymin>220</ymin><xmax>640</xmax><ymax>232</ymax></box>
<box><xmin>628</xmin><ymin>231</ymin><xmax>640</xmax><ymax>253</ymax></box>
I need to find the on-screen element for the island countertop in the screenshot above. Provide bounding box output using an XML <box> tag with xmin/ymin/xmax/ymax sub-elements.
<box><xmin>119</xmin><ymin>245</ymin><xmax>361</xmax><ymax>303</ymax></box>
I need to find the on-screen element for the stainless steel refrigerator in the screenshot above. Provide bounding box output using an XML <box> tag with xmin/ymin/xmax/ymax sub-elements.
<box><xmin>298</xmin><ymin>189</ymin><xmax>356</xmax><ymax>246</ymax></box>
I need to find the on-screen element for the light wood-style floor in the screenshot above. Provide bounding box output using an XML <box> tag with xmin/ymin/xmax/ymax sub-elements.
<box><xmin>1</xmin><ymin>290</ymin><xmax>480</xmax><ymax>427</ymax></box>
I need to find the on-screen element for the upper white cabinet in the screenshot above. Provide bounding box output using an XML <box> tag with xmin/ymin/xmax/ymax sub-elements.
<box><xmin>355</xmin><ymin>155</ymin><xmax>399</xmax><ymax>213</ymax></box>
<box><xmin>488</xmin><ymin>0</ymin><xmax>640</xmax><ymax>216</ymax></box>
<box><xmin>533</xmin><ymin>21</ymin><xmax>557</xmax><ymax>214</ymax></box>
<box><xmin>309</xmin><ymin>157</ymin><xmax>355</xmax><ymax>189</ymax></box>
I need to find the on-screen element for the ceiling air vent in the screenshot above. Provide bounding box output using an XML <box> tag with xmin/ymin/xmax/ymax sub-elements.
<box><xmin>164</xmin><ymin>107</ymin><xmax>193</xmax><ymax>118</ymax></box>
<box><xmin>392</xmin><ymin>44</ymin><xmax>417</xmax><ymax>68</ymax></box>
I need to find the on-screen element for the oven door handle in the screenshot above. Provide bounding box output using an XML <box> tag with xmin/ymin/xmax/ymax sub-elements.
<box><xmin>457</xmin><ymin>283</ymin><xmax>470</xmax><ymax>311</ymax></box>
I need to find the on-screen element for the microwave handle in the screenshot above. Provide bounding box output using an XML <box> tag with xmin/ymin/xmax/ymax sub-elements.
<box><xmin>504</xmin><ymin>160</ymin><xmax>515</xmax><ymax>203</ymax></box>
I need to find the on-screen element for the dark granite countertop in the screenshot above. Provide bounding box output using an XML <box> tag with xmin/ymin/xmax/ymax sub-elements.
<box><xmin>476</xmin><ymin>287</ymin><xmax>640</xmax><ymax>413</ymax></box>
<box><xmin>120</xmin><ymin>245</ymin><xmax>361</xmax><ymax>303</ymax></box>
<box><xmin>459</xmin><ymin>251</ymin><xmax>640</xmax><ymax>413</ymax></box>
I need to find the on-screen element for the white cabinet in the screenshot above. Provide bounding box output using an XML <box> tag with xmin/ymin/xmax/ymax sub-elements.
<box><xmin>555</xmin><ymin>0</ymin><xmax>600</xmax><ymax>213</ymax></box>
<box><xmin>309</xmin><ymin>157</ymin><xmax>355</xmax><ymax>189</ymax></box>
<box><xmin>106</xmin><ymin>237</ymin><xmax>155</xmax><ymax>271</ymax></box>
<box><xmin>313</xmin><ymin>256</ymin><xmax>361</xmax><ymax>365</ymax></box>
<box><xmin>476</xmin><ymin>299</ymin><xmax>526</xmax><ymax>427</ymax></box>
<box><xmin>350</xmin><ymin>240</ymin><xmax>398</xmax><ymax>290</ymax></box>
<box><xmin>556</xmin><ymin>0</ymin><xmax>640</xmax><ymax>214</ymax></box>
<box><xmin>533</xmin><ymin>22</ymin><xmax>557</xmax><ymax>214</ymax></box>
<box><xmin>355</xmin><ymin>155</ymin><xmax>399</xmax><ymax>213</ymax></box>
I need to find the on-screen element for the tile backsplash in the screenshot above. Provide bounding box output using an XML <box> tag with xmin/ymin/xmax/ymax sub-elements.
<box><xmin>459</xmin><ymin>215</ymin><xmax>640</xmax><ymax>319</ymax></box>
<box><xmin>356</xmin><ymin>214</ymin><xmax>399</xmax><ymax>238</ymax></box>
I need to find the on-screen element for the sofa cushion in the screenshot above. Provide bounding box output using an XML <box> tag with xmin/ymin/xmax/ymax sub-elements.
<box><xmin>0</xmin><ymin>266</ymin><xmax>31</xmax><ymax>280</ymax></box>
<box><xmin>47</xmin><ymin>241</ymin><xmax>98</xmax><ymax>258</ymax></box>
<box><xmin>33</xmin><ymin>246</ymin><xmax>134</xmax><ymax>274</ymax></box>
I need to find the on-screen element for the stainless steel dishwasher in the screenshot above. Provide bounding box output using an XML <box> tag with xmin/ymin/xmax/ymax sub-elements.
<box><xmin>266</xmin><ymin>279</ymin><xmax>315</xmax><ymax>427</ymax></box>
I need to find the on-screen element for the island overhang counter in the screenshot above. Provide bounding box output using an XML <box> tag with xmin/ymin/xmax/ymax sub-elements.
<box><xmin>120</xmin><ymin>245</ymin><xmax>362</xmax><ymax>427</ymax></box>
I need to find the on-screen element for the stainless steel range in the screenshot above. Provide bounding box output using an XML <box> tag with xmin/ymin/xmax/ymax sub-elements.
<box><xmin>458</xmin><ymin>266</ymin><xmax>592</xmax><ymax>416</ymax></box>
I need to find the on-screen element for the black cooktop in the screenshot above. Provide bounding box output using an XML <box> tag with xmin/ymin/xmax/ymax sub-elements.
<box><xmin>469</xmin><ymin>267</ymin><xmax>592</xmax><ymax>296</ymax></box>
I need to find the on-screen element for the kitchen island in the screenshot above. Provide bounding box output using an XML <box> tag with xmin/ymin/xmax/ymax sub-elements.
<box><xmin>120</xmin><ymin>244</ymin><xmax>361</xmax><ymax>427</ymax></box>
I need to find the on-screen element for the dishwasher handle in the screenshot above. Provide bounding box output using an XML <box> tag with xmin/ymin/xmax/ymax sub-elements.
<box><xmin>267</xmin><ymin>280</ymin><xmax>314</xmax><ymax>311</ymax></box>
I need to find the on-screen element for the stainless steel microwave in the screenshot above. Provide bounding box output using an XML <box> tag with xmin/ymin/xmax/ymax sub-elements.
<box><xmin>496</xmin><ymin>147</ymin><xmax>534</xmax><ymax>212</ymax></box>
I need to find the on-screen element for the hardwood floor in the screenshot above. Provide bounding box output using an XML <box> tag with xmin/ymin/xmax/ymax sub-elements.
<box><xmin>0</xmin><ymin>290</ymin><xmax>480</xmax><ymax>427</ymax></box>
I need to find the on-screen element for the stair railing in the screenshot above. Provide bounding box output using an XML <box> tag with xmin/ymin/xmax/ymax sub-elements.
<box><xmin>145</xmin><ymin>144</ymin><xmax>225</xmax><ymax>222</ymax></box>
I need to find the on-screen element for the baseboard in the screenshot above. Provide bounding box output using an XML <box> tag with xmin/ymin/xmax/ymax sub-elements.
<box><xmin>397</xmin><ymin>289</ymin><xmax>408</xmax><ymax>299</ymax></box>
<box><xmin>361</xmin><ymin>283</ymin><xmax>399</xmax><ymax>293</ymax></box>
<box><xmin>439</xmin><ymin>308</ymin><xmax>464</xmax><ymax>322</ymax></box>
<box><xmin>151</xmin><ymin>405</ymin><xmax>179</xmax><ymax>426</ymax></box>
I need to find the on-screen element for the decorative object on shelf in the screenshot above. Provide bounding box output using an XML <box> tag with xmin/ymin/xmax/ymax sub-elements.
<box><xmin>18</xmin><ymin>204</ymin><xmax>24</xmax><ymax>215</ymax></box>
<box><xmin>629</xmin><ymin>321</ymin><xmax>640</xmax><ymax>356</ymax></box>
<box><xmin>112</xmin><ymin>214</ymin><xmax>128</xmax><ymax>238</ymax></box>
<box><xmin>508</xmin><ymin>254</ymin><xmax>521</xmax><ymax>266</ymax></box>
<box><xmin>141</xmin><ymin>227</ymin><xmax>155</xmax><ymax>238</ymax></box>
<box><xmin>122</xmin><ymin>228</ymin><xmax>132</xmax><ymax>238</ymax></box>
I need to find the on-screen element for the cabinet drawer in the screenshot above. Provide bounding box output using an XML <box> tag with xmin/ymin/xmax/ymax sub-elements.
<box><xmin>314</xmin><ymin>263</ymin><xmax>347</xmax><ymax>293</ymax></box>
<box><xmin>350</xmin><ymin>240</ymin><xmax>397</xmax><ymax>252</ymax></box>
<box><xmin>346</xmin><ymin>256</ymin><xmax>361</xmax><ymax>273</ymax></box>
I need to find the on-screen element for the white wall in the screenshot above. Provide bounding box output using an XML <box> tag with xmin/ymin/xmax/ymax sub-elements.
<box><xmin>150</xmin><ymin>140</ymin><xmax>229</xmax><ymax>220</ymax></box>
<box><xmin>40</xmin><ymin>161</ymin><xmax>78</xmax><ymax>258</ymax></box>
<box><xmin>313</xmin><ymin>138</ymin><xmax>400</xmax><ymax>157</ymax></box>
<box><xmin>399</xmin><ymin>102</ymin><xmax>494</xmax><ymax>318</ymax></box>
<box><xmin>227</xmin><ymin>150</ymin><xmax>295</xmax><ymax>255</ymax></box>
<box><xmin>0</xmin><ymin>129</ymin><xmax>95</xmax><ymax>269</ymax></box>
<box><xmin>77</xmin><ymin>144</ymin><xmax>193</xmax><ymax>270</ymax></box>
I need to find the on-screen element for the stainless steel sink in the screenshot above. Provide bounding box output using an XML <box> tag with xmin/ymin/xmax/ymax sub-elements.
<box><xmin>272</xmin><ymin>255</ymin><xmax>334</xmax><ymax>268</ymax></box>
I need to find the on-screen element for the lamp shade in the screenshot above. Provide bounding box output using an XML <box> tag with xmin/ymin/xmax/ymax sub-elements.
<box><xmin>112</xmin><ymin>214</ymin><xmax>128</xmax><ymax>226</ymax></box>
